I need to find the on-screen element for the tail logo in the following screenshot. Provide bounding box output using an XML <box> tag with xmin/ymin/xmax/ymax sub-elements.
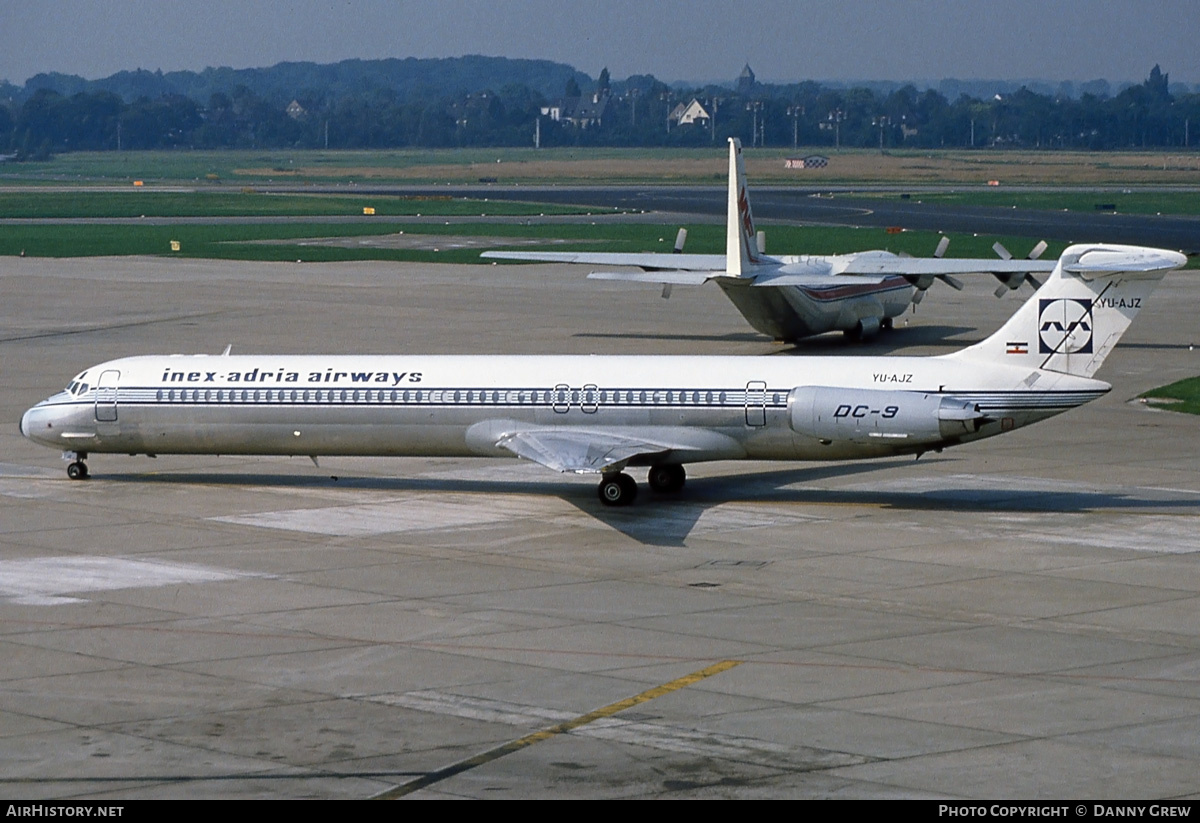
<box><xmin>1038</xmin><ymin>298</ymin><xmax>1093</xmax><ymax>354</ymax></box>
<box><xmin>738</xmin><ymin>189</ymin><xmax>755</xmax><ymax>247</ymax></box>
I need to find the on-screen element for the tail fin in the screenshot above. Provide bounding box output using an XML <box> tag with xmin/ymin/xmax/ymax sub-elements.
<box><xmin>725</xmin><ymin>137</ymin><xmax>761</xmax><ymax>276</ymax></box>
<box><xmin>947</xmin><ymin>243</ymin><xmax>1186</xmax><ymax>378</ymax></box>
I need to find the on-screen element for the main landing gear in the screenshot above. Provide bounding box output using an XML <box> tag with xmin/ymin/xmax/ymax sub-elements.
<box><xmin>64</xmin><ymin>451</ymin><xmax>89</xmax><ymax>480</ymax></box>
<box><xmin>598</xmin><ymin>472</ymin><xmax>638</xmax><ymax>506</ymax></box>
<box><xmin>597</xmin><ymin>464</ymin><xmax>686</xmax><ymax>507</ymax></box>
<box><xmin>647</xmin><ymin>463</ymin><xmax>686</xmax><ymax>494</ymax></box>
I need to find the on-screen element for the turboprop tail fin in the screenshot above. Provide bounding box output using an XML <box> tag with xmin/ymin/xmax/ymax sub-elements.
<box><xmin>946</xmin><ymin>243</ymin><xmax>1187</xmax><ymax>378</ymax></box>
<box><xmin>725</xmin><ymin>137</ymin><xmax>761</xmax><ymax>276</ymax></box>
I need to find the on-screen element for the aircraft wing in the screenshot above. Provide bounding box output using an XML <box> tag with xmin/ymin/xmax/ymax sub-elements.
<box><xmin>747</xmin><ymin>271</ymin><xmax>892</xmax><ymax>288</ymax></box>
<box><xmin>836</xmin><ymin>257</ymin><xmax>1057</xmax><ymax>276</ymax></box>
<box><xmin>588</xmin><ymin>270</ymin><xmax>716</xmax><ymax>285</ymax></box>
<box><xmin>481</xmin><ymin>250</ymin><xmax>727</xmax><ymax>271</ymax></box>
<box><xmin>496</xmin><ymin>429</ymin><xmax>680</xmax><ymax>473</ymax></box>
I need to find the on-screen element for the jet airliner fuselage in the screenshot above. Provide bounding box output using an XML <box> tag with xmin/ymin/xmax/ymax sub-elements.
<box><xmin>20</xmin><ymin>240</ymin><xmax>1183</xmax><ymax>505</ymax></box>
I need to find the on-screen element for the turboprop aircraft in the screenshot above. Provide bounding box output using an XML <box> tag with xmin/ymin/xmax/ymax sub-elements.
<box><xmin>482</xmin><ymin>137</ymin><xmax>1057</xmax><ymax>342</ymax></box>
<box><xmin>20</xmin><ymin>243</ymin><xmax>1185</xmax><ymax>506</ymax></box>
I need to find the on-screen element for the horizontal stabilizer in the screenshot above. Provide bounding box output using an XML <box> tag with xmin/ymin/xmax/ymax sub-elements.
<box><xmin>1062</xmin><ymin>246</ymin><xmax>1187</xmax><ymax>275</ymax></box>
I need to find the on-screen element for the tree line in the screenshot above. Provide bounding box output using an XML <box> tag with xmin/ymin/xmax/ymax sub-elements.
<box><xmin>0</xmin><ymin>58</ymin><xmax>1195</xmax><ymax>158</ymax></box>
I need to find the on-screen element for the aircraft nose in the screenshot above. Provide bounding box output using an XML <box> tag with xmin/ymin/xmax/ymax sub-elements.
<box><xmin>20</xmin><ymin>403</ymin><xmax>60</xmax><ymax>447</ymax></box>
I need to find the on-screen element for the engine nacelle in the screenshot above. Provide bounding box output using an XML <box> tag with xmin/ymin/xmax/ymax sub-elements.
<box><xmin>788</xmin><ymin>386</ymin><xmax>985</xmax><ymax>445</ymax></box>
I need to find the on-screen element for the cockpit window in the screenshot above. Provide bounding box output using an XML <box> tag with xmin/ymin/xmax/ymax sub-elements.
<box><xmin>64</xmin><ymin>381</ymin><xmax>90</xmax><ymax>396</ymax></box>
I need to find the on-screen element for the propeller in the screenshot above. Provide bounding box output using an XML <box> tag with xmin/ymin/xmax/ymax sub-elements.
<box><xmin>933</xmin><ymin>236</ymin><xmax>965</xmax><ymax>291</ymax></box>
<box><xmin>909</xmin><ymin>235</ymin><xmax>962</xmax><ymax>305</ymax></box>
<box><xmin>991</xmin><ymin>241</ymin><xmax>1048</xmax><ymax>298</ymax></box>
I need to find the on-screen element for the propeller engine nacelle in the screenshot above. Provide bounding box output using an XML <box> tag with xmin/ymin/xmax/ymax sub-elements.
<box><xmin>788</xmin><ymin>386</ymin><xmax>987</xmax><ymax>445</ymax></box>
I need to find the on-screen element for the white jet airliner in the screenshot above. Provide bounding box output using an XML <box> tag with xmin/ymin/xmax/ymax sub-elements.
<box><xmin>20</xmin><ymin>242</ymin><xmax>1186</xmax><ymax>505</ymax></box>
<box><xmin>483</xmin><ymin>137</ymin><xmax>1058</xmax><ymax>341</ymax></box>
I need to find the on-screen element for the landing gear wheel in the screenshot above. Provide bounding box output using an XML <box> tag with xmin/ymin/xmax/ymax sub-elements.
<box><xmin>647</xmin><ymin>464</ymin><xmax>686</xmax><ymax>494</ymax></box>
<box><xmin>880</xmin><ymin>316</ymin><xmax>894</xmax><ymax>330</ymax></box>
<box><xmin>597</xmin><ymin>472</ymin><xmax>638</xmax><ymax>507</ymax></box>
<box><xmin>66</xmin><ymin>461</ymin><xmax>89</xmax><ymax>480</ymax></box>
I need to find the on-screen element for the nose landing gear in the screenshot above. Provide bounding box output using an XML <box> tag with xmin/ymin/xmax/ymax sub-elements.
<box><xmin>63</xmin><ymin>451</ymin><xmax>89</xmax><ymax>480</ymax></box>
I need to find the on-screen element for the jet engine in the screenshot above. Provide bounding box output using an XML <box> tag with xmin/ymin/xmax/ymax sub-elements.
<box><xmin>788</xmin><ymin>386</ymin><xmax>986</xmax><ymax>445</ymax></box>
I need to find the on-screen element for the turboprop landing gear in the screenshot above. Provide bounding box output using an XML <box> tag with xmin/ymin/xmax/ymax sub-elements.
<box><xmin>843</xmin><ymin>316</ymin><xmax>883</xmax><ymax>341</ymax></box>
<box><xmin>597</xmin><ymin>472</ymin><xmax>638</xmax><ymax>507</ymax></box>
<box><xmin>64</xmin><ymin>451</ymin><xmax>89</xmax><ymax>480</ymax></box>
<box><xmin>647</xmin><ymin>463</ymin><xmax>685</xmax><ymax>494</ymax></box>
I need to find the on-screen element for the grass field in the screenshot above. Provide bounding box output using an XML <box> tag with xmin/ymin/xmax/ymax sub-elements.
<box><xmin>0</xmin><ymin>218</ymin><xmax>1075</xmax><ymax>266</ymax></box>
<box><xmin>2</xmin><ymin>147</ymin><xmax>1196</xmax><ymax>266</ymax></box>
<box><xmin>4</xmin><ymin>146</ymin><xmax>1200</xmax><ymax>187</ymax></box>
<box><xmin>852</xmin><ymin>189</ymin><xmax>1200</xmax><ymax>216</ymax></box>
<box><xmin>0</xmin><ymin>190</ymin><xmax>583</xmax><ymax>219</ymax></box>
<box><xmin>1140</xmin><ymin>377</ymin><xmax>1200</xmax><ymax>416</ymax></box>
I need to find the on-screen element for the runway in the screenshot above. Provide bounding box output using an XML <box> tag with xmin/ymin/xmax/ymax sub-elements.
<box><xmin>2</xmin><ymin>256</ymin><xmax>1200</xmax><ymax>798</ymax></box>
<box><xmin>7</xmin><ymin>182</ymin><xmax>1198</xmax><ymax>253</ymax></box>
<box><xmin>320</xmin><ymin>183</ymin><xmax>1200</xmax><ymax>252</ymax></box>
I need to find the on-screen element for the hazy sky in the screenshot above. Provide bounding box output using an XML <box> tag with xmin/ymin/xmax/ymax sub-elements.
<box><xmin>2</xmin><ymin>0</ymin><xmax>1196</xmax><ymax>86</ymax></box>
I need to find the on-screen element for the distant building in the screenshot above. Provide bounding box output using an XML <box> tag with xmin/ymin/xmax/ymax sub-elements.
<box><xmin>571</xmin><ymin>92</ymin><xmax>609</xmax><ymax>127</ymax></box>
<box><xmin>669</xmin><ymin>99</ymin><xmax>711</xmax><ymax>127</ymax></box>
<box><xmin>541</xmin><ymin>92</ymin><xmax>610</xmax><ymax>128</ymax></box>
<box><xmin>737</xmin><ymin>64</ymin><xmax>756</xmax><ymax>95</ymax></box>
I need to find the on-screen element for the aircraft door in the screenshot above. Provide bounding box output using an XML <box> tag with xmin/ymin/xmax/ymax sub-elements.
<box><xmin>581</xmin><ymin>384</ymin><xmax>598</xmax><ymax>414</ymax></box>
<box><xmin>553</xmin><ymin>384</ymin><xmax>570</xmax><ymax>414</ymax></box>
<box><xmin>95</xmin><ymin>370</ymin><xmax>120</xmax><ymax>423</ymax></box>
<box><xmin>745</xmin><ymin>380</ymin><xmax>767</xmax><ymax>427</ymax></box>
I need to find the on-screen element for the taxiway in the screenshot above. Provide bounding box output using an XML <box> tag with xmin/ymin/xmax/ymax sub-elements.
<box><xmin>2</xmin><ymin>256</ymin><xmax>1199</xmax><ymax>798</ymax></box>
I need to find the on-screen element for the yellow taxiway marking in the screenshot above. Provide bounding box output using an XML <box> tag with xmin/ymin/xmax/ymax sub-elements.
<box><xmin>373</xmin><ymin>659</ymin><xmax>742</xmax><ymax>799</ymax></box>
